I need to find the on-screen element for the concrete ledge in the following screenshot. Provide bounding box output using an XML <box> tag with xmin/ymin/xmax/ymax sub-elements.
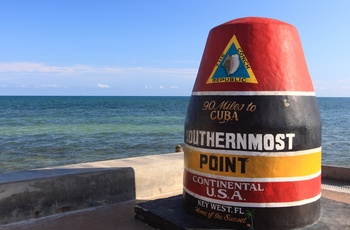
<box><xmin>0</xmin><ymin>152</ymin><xmax>184</xmax><ymax>224</ymax></box>
<box><xmin>322</xmin><ymin>164</ymin><xmax>350</xmax><ymax>182</ymax></box>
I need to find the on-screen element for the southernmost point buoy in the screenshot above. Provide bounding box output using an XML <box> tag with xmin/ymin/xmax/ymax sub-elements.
<box><xmin>183</xmin><ymin>17</ymin><xmax>321</xmax><ymax>229</ymax></box>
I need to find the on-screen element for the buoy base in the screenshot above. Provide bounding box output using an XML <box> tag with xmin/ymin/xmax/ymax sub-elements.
<box><xmin>135</xmin><ymin>194</ymin><xmax>348</xmax><ymax>230</ymax></box>
<box><xmin>183</xmin><ymin>192</ymin><xmax>320</xmax><ymax>229</ymax></box>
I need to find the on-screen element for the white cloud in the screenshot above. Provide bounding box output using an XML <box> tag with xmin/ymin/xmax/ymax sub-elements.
<box><xmin>0</xmin><ymin>62</ymin><xmax>197</xmax><ymax>78</ymax></box>
<box><xmin>0</xmin><ymin>62</ymin><xmax>123</xmax><ymax>75</ymax></box>
<box><xmin>0</xmin><ymin>62</ymin><xmax>197</xmax><ymax>96</ymax></box>
<box><xmin>97</xmin><ymin>84</ymin><xmax>110</xmax><ymax>88</ymax></box>
<box><xmin>36</xmin><ymin>84</ymin><xmax>60</xmax><ymax>88</ymax></box>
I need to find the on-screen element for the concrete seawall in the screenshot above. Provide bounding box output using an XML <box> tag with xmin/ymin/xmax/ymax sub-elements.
<box><xmin>322</xmin><ymin>165</ymin><xmax>350</xmax><ymax>182</ymax></box>
<box><xmin>0</xmin><ymin>152</ymin><xmax>349</xmax><ymax>225</ymax></box>
<box><xmin>0</xmin><ymin>153</ymin><xmax>183</xmax><ymax>224</ymax></box>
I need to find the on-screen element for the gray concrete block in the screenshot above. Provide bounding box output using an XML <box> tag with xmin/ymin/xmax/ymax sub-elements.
<box><xmin>0</xmin><ymin>152</ymin><xmax>184</xmax><ymax>224</ymax></box>
<box><xmin>322</xmin><ymin>165</ymin><xmax>350</xmax><ymax>182</ymax></box>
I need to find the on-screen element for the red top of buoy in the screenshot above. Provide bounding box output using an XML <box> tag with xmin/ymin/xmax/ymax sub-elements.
<box><xmin>192</xmin><ymin>17</ymin><xmax>314</xmax><ymax>93</ymax></box>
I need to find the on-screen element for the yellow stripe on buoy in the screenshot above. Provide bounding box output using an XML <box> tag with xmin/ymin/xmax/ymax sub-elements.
<box><xmin>184</xmin><ymin>146</ymin><xmax>321</xmax><ymax>178</ymax></box>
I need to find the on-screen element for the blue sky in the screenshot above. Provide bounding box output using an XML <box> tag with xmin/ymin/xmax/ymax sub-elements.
<box><xmin>0</xmin><ymin>1</ymin><xmax>349</xmax><ymax>96</ymax></box>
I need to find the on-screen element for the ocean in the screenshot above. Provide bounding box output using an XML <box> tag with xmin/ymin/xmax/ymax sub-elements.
<box><xmin>0</xmin><ymin>96</ymin><xmax>349</xmax><ymax>173</ymax></box>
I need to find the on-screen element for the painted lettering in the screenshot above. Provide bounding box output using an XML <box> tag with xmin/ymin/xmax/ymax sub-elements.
<box><xmin>199</xmin><ymin>154</ymin><xmax>248</xmax><ymax>173</ymax></box>
<box><xmin>186</xmin><ymin>129</ymin><xmax>296</xmax><ymax>151</ymax></box>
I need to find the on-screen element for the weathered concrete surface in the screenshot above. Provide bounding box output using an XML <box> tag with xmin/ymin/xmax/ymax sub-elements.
<box><xmin>0</xmin><ymin>152</ymin><xmax>183</xmax><ymax>224</ymax></box>
<box><xmin>3</xmin><ymin>198</ymin><xmax>156</xmax><ymax>230</ymax></box>
<box><xmin>0</xmin><ymin>168</ymin><xmax>136</xmax><ymax>224</ymax></box>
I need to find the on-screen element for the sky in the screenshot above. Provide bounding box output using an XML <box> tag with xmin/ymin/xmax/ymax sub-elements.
<box><xmin>0</xmin><ymin>1</ymin><xmax>350</xmax><ymax>97</ymax></box>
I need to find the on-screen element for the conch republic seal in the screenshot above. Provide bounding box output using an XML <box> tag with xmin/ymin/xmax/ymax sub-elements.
<box><xmin>183</xmin><ymin>17</ymin><xmax>321</xmax><ymax>229</ymax></box>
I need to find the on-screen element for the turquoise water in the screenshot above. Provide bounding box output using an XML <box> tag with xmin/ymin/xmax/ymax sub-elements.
<box><xmin>0</xmin><ymin>96</ymin><xmax>188</xmax><ymax>172</ymax></box>
<box><xmin>0</xmin><ymin>96</ymin><xmax>349</xmax><ymax>173</ymax></box>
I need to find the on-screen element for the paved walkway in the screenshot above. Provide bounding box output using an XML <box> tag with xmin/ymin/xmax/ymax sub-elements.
<box><xmin>3</xmin><ymin>181</ymin><xmax>349</xmax><ymax>230</ymax></box>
